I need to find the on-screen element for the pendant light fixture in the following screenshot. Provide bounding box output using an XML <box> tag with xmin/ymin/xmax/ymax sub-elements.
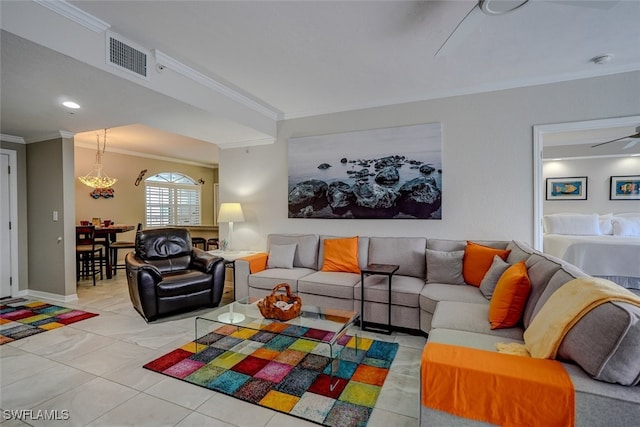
<box><xmin>78</xmin><ymin>128</ymin><xmax>118</xmax><ymax>188</ymax></box>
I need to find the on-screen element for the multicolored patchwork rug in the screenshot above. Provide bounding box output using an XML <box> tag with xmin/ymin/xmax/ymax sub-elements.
<box><xmin>144</xmin><ymin>324</ymin><xmax>399</xmax><ymax>427</ymax></box>
<box><xmin>0</xmin><ymin>299</ymin><xmax>99</xmax><ymax>345</ymax></box>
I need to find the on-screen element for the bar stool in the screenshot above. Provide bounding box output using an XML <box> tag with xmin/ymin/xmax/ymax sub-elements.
<box><xmin>206</xmin><ymin>238</ymin><xmax>219</xmax><ymax>250</ymax></box>
<box><xmin>192</xmin><ymin>237</ymin><xmax>207</xmax><ymax>250</ymax></box>
<box><xmin>76</xmin><ymin>225</ymin><xmax>104</xmax><ymax>286</ymax></box>
<box><xmin>109</xmin><ymin>223</ymin><xmax>142</xmax><ymax>275</ymax></box>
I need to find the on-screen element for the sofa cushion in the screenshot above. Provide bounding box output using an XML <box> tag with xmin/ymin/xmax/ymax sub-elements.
<box><xmin>267</xmin><ymin>234</ymin><xmax>318</xmax><ymax>269</ymax></box>
<box><xmin>249</xmin><ymin>267</ymin><xmax>316</xmax><ymax>292</ymax></box>
<box><xmin>318</xmin><ymin>235</ymin><xmax>369</xmax><ymax>271</ymax></box>
<box><xmin>354</xmin><ymin>275</ymin><xmax>424</xmax><ymax>307</ymax></box>
<box><xmin>558</xmin><ymin>301</ymin><xmax>640</xmax><ymax>386</ymax></box>
<box><xmin>419</xmin><ymin>283</ymin><xmax>489</xmax><ymax>315</ymax></box>
<box><xmin>425</xmin><ymin>249</ymin><xmax>465</xmax><ymax>285</ymax></box>
<box><xmin>267</xmin><ymin>244</ymin><xmax>297</xmax><ymax>269</ymax></box>
<box><xmin>479</xmin><ymin>255</ymin><xmax>510</xmax><ymax>299</ymax></box>
<box><xmin>521</xmin><ymin>253</ymin><xmax>562</xmax><ymax>328</ymax></box>
<box><xmin>320</xmin><ymin>236</ymin><xmax>360</xmax><ymax>273</ymax></box>
<box><xmin>529</xmin><ymin>263</ymin><xmax>588</xmax><ymax>326</ymax></box>
<box><xmin>463</xmin><ymin>242</ymin><xmax>511</xmax><ymax>287</ymax></box>
<box><xmin>489</xmin><ymin>261</ymin><xmax>531</xmax><ymax>329</ymax></box>
<box><xmin>368</xmin><ymin>237</ymin><xmax>426</xmax><ymax>279</ymax></box>
<box><xmin>298</xmin><ymin>271</ymin><xmax>360</xmax><ymax>299</ymax></box>
<box><xmin>506</xmin><ymin>240</ymin><xmax>534</xmax><ymax>264</ymax></box>
<box><xmin>432</xmin><ymin>301</ymin><xmax>525</xmax><ymax>340</ymax></box>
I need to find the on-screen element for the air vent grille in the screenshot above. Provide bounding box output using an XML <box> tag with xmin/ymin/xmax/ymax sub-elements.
<box><xmin>108</xmin><ymin>35</ymin><xmax>147</xmax><ymax>78</ymax></box>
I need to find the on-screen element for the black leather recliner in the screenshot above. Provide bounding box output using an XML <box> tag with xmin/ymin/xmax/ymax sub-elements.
<box><xmin>125</xmin><ymin>227</ymin><xmax>225</xmax><ymax>321</ymax></box>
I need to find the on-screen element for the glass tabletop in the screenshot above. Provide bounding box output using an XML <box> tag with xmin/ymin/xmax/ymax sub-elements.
<box><xmin>195</xmin><ymin>297</ymin><xmax>358</xmax><ymax>345</ymax></box>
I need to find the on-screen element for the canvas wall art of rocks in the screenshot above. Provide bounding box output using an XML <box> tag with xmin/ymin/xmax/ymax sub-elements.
<box><xmin>287</xmin><ymin>123</ymin><xmax>443</xmax><ymax>219</ymax></box>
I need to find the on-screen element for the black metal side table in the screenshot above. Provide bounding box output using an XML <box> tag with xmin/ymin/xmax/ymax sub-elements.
<box><xmin>360</xmin><ymin>263</ymin><xmax>399</xmax><ymax>334</ymax></box>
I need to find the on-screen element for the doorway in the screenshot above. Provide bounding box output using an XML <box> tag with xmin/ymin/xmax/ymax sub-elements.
<box><xmin>533</xmin><ymin>115</ymin><xmax>640</xmax><ymax>250</ymax></box>
<box><xmin>0</xmin><ymin>149</ymin><xmax>18</xmax><ymax>298</ymax></box>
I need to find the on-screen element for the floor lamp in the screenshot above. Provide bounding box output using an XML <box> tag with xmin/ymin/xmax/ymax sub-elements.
<box><xmin>217</xmin><ymin>203</ymin><xmax>245</xmax><ymax>251</ymax></box>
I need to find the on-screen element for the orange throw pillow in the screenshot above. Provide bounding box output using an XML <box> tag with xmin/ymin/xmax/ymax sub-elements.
<box><xmin>489</xmin><ymin>261</ymin><xmax>531</xmax><ymax>329</ymax></box>
<box><xmin>321</xmin><ymin>236</ymin><xmax>360</xmax><ymax>273</ymax></box>
<box><xmin>463</xmin><ymin>242</ymin><xmax>511</xmax><ymax>287</ymax></box>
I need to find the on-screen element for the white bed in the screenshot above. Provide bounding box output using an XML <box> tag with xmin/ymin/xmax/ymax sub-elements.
<box><xmin>543</xmin><ymin>233</ymin><xmax>640</xmax><ymax>290</ymax></box>
<box><xmin>542</xmin><ymin>213</ymin><xmax>640</xmax><ymax>290</ymax></box>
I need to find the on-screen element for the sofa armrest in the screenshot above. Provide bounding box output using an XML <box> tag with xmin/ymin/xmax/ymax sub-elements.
<box><xmin>235</xmin><ymin>252</ymin><xmax>268</xmax><ymax>300</ymax></box>
<box><xmin>125</xmin><ymin>253</ymin><xmax>162</xmax><ymax>283</ymax></box>
<box><xmin>191</xmin><ymin>247</ymin><xmax>224</xmax><ymax>274</ymax></box>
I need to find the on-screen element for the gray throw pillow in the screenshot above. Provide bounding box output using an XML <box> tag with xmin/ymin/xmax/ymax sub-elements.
<box><xmin>426</xmin><ymin>249</ymin><xmax>465</xmax><ymax>285</ymax></box>
<box><xmin>267</xmin><ymin>244</ymin><xmax>297</xmax><ymax>269</ymax></box>
<box><xmin>479</xmin><ymin>255</ymin><xmax>510</xmax><ymax>299</ymax></box>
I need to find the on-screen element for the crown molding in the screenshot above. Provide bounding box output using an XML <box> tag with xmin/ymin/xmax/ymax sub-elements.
<box><xmin>0</xmin><ymin>134</ymin><xmax>26</xmax><ymax>144</ymax></box>
<box><xmin>283</xmin><ymin>66</ymin><xmax>640</xmax><ymax>120</ymax></box>
<box><xmin>74</xmin><ymin>141</ymin><xmax>216</xmax><ymax>168</ymax></box>
<box><xmin>153</xmin><ymin>50</ymin><xmax>281</xmax><ymax>122</ymax></box>
<box><xmin>33</xmin><ymin>0</ymin><xmax>110</xmax><ymax>33</ymax></box>
<box><xmin>215</xmin><ymin>137</ymin><xmax>275</xmax><ymax>150</ymax></box>
<box><xmin>25</xmin><ymin>130</ymin><xmax>76</xmax><ymax>143</ymax></box>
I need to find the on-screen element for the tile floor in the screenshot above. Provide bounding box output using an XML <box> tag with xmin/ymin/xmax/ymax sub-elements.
<box><xmin>1</xmin><ymin>273</ymin><xmax>425</xmax><ymax>427</ymax></box>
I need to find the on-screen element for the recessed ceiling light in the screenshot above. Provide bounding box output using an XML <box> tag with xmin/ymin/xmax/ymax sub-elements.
<box><xmin>62</xmin><ymin>101</ymin><xmax>81</xmax><ymax>109</ymax></box>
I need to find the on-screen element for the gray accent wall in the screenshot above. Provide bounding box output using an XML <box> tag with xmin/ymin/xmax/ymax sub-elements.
<box><xmin>26</xmin><ymin>138</ymin><xmax>69</xmax><ymax>296</ymax></box>
<box><xmin>219</xmin><ymin>71</ymin><xmax>640</xmax><ymax>250</ymax></box>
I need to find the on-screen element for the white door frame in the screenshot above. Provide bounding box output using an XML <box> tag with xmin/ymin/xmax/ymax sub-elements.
<box><xmin>533</xmin><ymin>115</ymin><xmax>640</xmax><ymax>250</ymax></box>
<box><xmin>0</xmin><ymin>148</ymin><xmax>19</xmax><ymax>297</ymax></box>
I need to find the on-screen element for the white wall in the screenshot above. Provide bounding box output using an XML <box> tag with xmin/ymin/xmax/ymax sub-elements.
<box><xmin>543</xmin><ymin>156</ymin><xmax>640</xmax><ymax>215</ymax></box>
<box><xmin>219</xmin><ymin>71</ymin><xmax>640</xmax><ymax>251</ymax></box>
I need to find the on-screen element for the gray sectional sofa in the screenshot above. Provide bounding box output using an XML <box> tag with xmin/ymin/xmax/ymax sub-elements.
<box><xmin>234</xmin><ymin>233</ymin><xmax>640</xmax><ymax>426</ymax></box>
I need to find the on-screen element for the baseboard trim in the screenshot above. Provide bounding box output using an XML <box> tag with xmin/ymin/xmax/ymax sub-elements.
<box><xmin>26</xmin><ymin>289</ymin><xmax>79</xmax><ymax>303</ymax></box>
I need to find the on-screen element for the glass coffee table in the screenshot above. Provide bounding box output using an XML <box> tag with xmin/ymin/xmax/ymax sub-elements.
<box><xmin>195</xmin><ymin>297</ymin><xmax>359</xmax><ymax>390</ymax></box>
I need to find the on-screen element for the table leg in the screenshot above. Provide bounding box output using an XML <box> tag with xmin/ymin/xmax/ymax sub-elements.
<box><xmin>104</xmin><ymin>238</ymin><xmax>112</xmax><ymax>279</ymax></box>
<box><xmin>360</xmin><ymin>271</ymin><xmax>365</xmax><ymax>330</ymax></box>
<box><xmin>387</xmin><ymin>274</ymin><xmax>392</xmax><ymax>332</ymax></box>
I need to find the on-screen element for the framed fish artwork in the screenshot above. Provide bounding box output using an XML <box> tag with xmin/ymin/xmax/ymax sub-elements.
<box><xmin>546</xmin><ymin>176</ymin><xmax>588</xmax><ymax>200</ymax></box>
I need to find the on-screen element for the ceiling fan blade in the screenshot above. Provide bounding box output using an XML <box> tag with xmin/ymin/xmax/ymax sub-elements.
<box><xmin>591</xmin><ymin>135</ymin><xmax>631</xmax><ymax>148</ymax></box>
<box><xmin>623</xmin><ymin>139</ymin><xmax>639</xmax><ymax>149</ymax></box>
<box><xmin>435</xmin><ymin>4</ymin><xmax>484</xmax><ymax>57</ymax></box>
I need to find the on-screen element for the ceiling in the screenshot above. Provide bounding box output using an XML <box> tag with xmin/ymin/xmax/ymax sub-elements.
<box><xmin>2</xmin><ymin>0</ymin><xmax>639</xmax><ymax>165</ymax></box>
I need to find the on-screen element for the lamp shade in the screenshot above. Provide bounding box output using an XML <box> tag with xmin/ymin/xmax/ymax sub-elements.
<box><xmin>218</xmin><ymin>203</ymin><xmax>245</xmax><ymax>223</ymax></box>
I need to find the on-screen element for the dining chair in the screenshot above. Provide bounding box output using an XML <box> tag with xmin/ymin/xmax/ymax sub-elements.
<box><xmin>206</xmin><ymin>238</ymin><xmax>219</xmax><ymax>250</ymax></box>
<box><xmin>109</xmin><ymin>223</ymin><xmax>142</xmax><ymax>276</ymax></box>
<box><xmin>76</xmin><ymin>225</ymin><xmax>104</xmax><ymax>286</ymax></box>
<box><xmin>191</xmin><ymin>236</ymin><xmax>207</xmax><ymax>250</ymax></box>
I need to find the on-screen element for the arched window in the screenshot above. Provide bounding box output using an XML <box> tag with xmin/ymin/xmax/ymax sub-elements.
<box><xmin>145</xmin><ymin>172</ymin><xmax>201</xmax><ymax>227</ymax></box>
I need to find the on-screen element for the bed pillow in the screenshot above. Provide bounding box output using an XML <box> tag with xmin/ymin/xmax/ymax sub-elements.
<box><xmin>479</xmin><ymin>255</ymin><xmax>511</xmax><ymax>299</ymax></box>
<box><xmin>267</xmin><ymin>244</ymin><xmax>297</xmax><ymax>269</ymax></box>
<box><xmin>612</xmin><ymin>217</ymin><xmax>640</xmax><ymax>237</ymax></box>
<box><xmin>463</xmin><ymin>242</ymin><xmax>511</xmax><ymax>287</ymax></box>
<box><xmin>599</xmin><ymin>213</ymin><xmax>614</xmax><ymax>235</ymax></box>
<box><xmin>543</xmin><ymin>213</ymin><xmax>600</xmax><ymax>236</ymax></box>
<box><xmin>426</xmin><ymin>249</ymin><xmax>465</xmax><ymax>285</ymax></box>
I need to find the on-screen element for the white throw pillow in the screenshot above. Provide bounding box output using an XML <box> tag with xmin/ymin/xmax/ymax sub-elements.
<box><xmin>612</xmin><ymin>218</ymin><xmax>640</xmax><ymax>237</ymax></box>
<box><xmin>599</xmin><ymin>213</ymin><xmax>614</xmax><ymax>235</ymax></box>
<box><xmin>543</xmin><ymin>213</ymin><xmax>600</xmax><ymax>235</ymax></box>
<box><xmin>267</xmin><ymin>244</ymin><xmax>297</xmax><ymax>269</ymax></box>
